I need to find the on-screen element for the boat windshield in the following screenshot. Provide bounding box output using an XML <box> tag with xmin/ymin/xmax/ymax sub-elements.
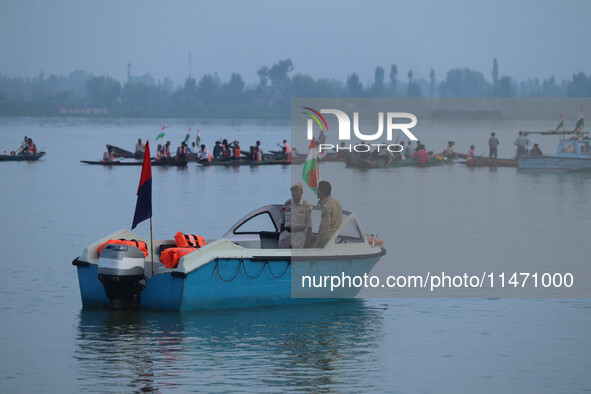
<box><xmin>223</xmin><ymin>204</ymin><xmax>365</xmax><ymax>248</ymax></box>
<box><xmin>233</xmin><ymin>211</ymin><xmax>278</xmax><ymax>233</ymax></box>
<box><xmin>560</xmin><ymin>142</ymin><xmax>576</xmax><ymax>154</ymax></box>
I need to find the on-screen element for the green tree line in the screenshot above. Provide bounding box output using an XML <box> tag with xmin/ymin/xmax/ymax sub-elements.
<box><xmin>1</xmin><ymin>58</ymin><xmax>590</xmax><ymax>117</ymax></box>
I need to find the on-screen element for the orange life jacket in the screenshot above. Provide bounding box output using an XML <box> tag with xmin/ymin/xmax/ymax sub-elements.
<box><xmin>174</xmin><ymin>232</ymin><xmax>207</xmax><ymax>248</ymax></box>
<box><xmin>222</xmin><ymin>145</ymin><xmax>231</xmax><ymax>159</ymax></box>
<box><xmin>233</xmin><ymin>147</ymin><xmax>240</xmax><ymax>158</ymax></box>
<box><xmin>98</xmin><ymin>239</ymin><xmax>149</xmax><ymax>257</ymax></box>
<box><xmin>159</xmin><ymin>247</ymin><xmax>196</xmax><ymax>268</ymax></box>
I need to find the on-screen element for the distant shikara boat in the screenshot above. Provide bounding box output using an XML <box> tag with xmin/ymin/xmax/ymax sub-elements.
<box><xmin>0</xmin><ymin>152</ymin><xmax>46</xmax><ymax>161</ymax></box>
<box><xmin>196</xmin><ymin>159</ymin><xmax>292</xmax><ymax>166</ymax></box>
<box><xmin>345</xmin><ymin>155</ymin><xmax>452</xmax><ymax>169</ymax></box>
<box><xmin>460</xmin><ymin>157</ymin><xmax>518</xmax><ymax>167</ymax></box>
<box><xmin>72</xmin><ymin>205</ymin><xmax>386</xmax><ymax>311</ymax></box>
<box><xmin>81</xmin><ymin>158</ymin><xmax>187</xmax><ymax>167</ymax></box>
<box><xmin>291</xmin><ymin>151</ymin><xmax>346</xmax><ymax>162</ymax></box>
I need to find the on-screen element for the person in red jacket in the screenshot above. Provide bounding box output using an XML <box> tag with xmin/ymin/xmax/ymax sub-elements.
<box><xmin>26</xmin><ymin>138</ymin><xmax>37</xmax><ymax>155</ymax></box>
<box><xmin>412</xmin><ymin>144</ymin><xmax>430</xmax><ymax>165</ymax></box>
<box><xmin>466</xmin><ymin>145</ymin><xmax>475</xmax><ymax>163</ymax></box>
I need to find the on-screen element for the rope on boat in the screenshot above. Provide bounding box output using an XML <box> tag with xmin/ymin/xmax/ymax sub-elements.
<box><xmin>290</xmin><ymin>260</ymin><xmax>354</xmax><ymax>278</ymax></box>
<box><xmin>266</xmin><ymin>261</ymin><xmax>290</xmax><ymax>278</ymax></box>
<box><xmin>212</xmin><ymin>258</ymin><xmax>291</xmax><ymax>282</ymax></box>
<box><xmin>291</xmin><ymin>260</ymin><xmax>317</xmax><ymax>278</ymax></box>
<box><xmin>212</xmin><ymin>258</ymin><xmax>353</xmax><ymax>282</ymax></box>
<box><xmin>241</xmin><ymin>259</ymin><xmax>267</xmax><ymax>279</ymax></box>
<box><xmin>213</xmin><ymin>259</ymin><xmax>242</xmax><ymax>282</ymax></box>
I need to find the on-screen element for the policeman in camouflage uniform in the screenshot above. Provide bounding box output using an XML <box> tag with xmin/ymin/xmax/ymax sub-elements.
<box><xmin>278</xmin><ymin>183</ymin><xmax>312</xmax><ymax>249</ymax></box>
<box><xmin>313</xmin><ymin>181</ymin><xmax>342</xmax><ymax>248</ymax></box>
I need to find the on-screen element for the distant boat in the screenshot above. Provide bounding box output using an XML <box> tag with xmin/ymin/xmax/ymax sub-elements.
<box><xmin>345</xmin><ymin>155</ymin><xmax>452</xmax><ymax>169</ymax></box>
<box><xmin>291</xmin><ymin>151</ymin><xmax>346</xmax><ymax>162</ymax></box>
<box><xmin>460</xmin><ymin>157</ymin><xmax>517</xmax><ymax>167</ymax></box>
<box><xmin>81</xmin><ymin>158</ymin><xmax>187</xmax><ymax>167</ymax></box>
<box><xmin>0</xmin><ymin>152</ymin><xmax>46</xmax><ymax>161</ymax></box>
<box><xmin>517</xmin><ymin>134</ymin><xmax>591</xmax><ymax>172</ymax></box>
<box><xmin>196</xmin><ymin>158</ymin><xmax>291</xmax><ymax>167</ymax></box>
<box><xmin>239</xmin><ymin>151</ymin><xmax>285</xmax><ymax>161</ymax></box>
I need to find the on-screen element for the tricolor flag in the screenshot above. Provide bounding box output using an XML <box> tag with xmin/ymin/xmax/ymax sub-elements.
<box><xmin>302</xmin><ymin>138</ymin><xmax>320</xmax><ymax>194</ymax></box>
<box><xmin>555</xmin><ymin>113</ymin><xmax>564</xmax><ymax>132</ymax></box>
<box><xmin>156</xmin><ymin>126</ymin><xmax>166</xmax><ymax>140</ymax></box>
<box><xmin>196</xmin><ymin>129</ymin><xmax>201</xmax><ymax>147</ymax></box>
<box><xmin>184</xmin><ymin>128</ymin><xmax>191</xmax><ymax>144</ymax></box>
<box><xmin>132</xmin><ymin>141</ymin><xmax>152</xmax><ymax>229</ymax></box>
<box><xmin>575</xmin><ymin>106</ymin><xmax>584</xmax><ymax>132</ymax></box>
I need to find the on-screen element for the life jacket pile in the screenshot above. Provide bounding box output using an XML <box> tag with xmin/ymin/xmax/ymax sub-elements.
<box><xmin>98</xmin><ymin>239</ymin><xmax>149</xmax><ymax>257</ymax></box>
<box><xmin>158</xmin><ymin>232</ymin><xmax>208</xmax><ymax>268</ymax></box>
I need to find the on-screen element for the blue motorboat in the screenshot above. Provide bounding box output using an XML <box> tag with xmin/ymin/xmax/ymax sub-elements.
<box><xmin>72</xmin><ymin>205</ymin><xmax>386</xmax><ymax>311</ymax></box>
<box><xmin>517</xmin><ymin>135</ymin><xmax>591</xmax><ymax>172</ymax></box>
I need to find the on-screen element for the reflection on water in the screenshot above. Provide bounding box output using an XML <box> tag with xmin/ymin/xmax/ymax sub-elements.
<box><xmin>75</xmin><ymin>300</ymin><xmax>384</xmax><ymax>392</ymax></box>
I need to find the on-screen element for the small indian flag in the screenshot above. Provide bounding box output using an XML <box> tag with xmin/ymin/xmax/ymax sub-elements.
<box><xmin>156</xmin><ymin>126</ymin><xmax>166</xmax><ymax>140</ymax></box>
<box><xmin>196</xmin><ymin>129</ymin><xmax>201</xmax><ymax>147</ymax></box>
<box><xmin>184</xmin><ymin>128</ymin><xmax>191</xmax><ymax>144</ymax></box>
<box><xmin>555</xmin><ymin>113</ymin><xmax>564</xmax><ymax>132</ymax></box>
<box><xmin>302</xmin><ymin>138</ymin><xmax>320</xmax><ymax>194</ymax></box>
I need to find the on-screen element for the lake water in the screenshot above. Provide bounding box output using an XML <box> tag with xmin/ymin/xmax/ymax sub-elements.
<box><xmin>0</xmin><ymin>117</ymin><xmax>589</xmax><ymax>392</ymax></box>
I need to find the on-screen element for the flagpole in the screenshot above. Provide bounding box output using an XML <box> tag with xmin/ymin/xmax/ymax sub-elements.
<box><xmin>150</xmin><ymin>217</ymin><xmax>154</xmax><ymax>276</ymax></box>
<box><xmin>132</xmin><ymin>140</ymin><xmax>153</xmax><ymax>276</ymax></box>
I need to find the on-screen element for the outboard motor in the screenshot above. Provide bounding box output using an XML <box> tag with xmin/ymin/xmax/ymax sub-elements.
<box><xmin>98</xmin><ymin>244</ymin><xmax>146</xmax><ymax>309</ymax></box>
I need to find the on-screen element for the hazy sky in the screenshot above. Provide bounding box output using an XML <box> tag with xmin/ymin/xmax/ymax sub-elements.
<box><xmin>1</xmin><ymin>0</ymin><xmax>589</xmax><ymax>86</ymax></box>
